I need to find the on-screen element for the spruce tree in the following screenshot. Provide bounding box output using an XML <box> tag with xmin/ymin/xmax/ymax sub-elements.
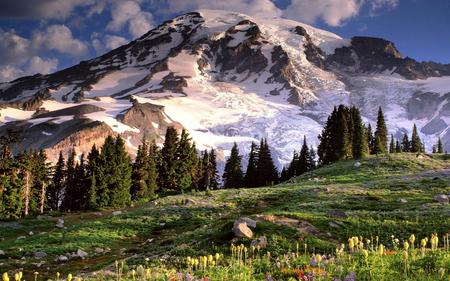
<box><xmin>437</xmin><ymin>137</ymin><xmax>444</xmax><ymax>153</ymax></box>
<box><xmin>86</xmin><ymin>144</ymin><xmax>101</xmax><ymax>209</ymax></box>
<box><xmin>296</xmin><ymin>136</ymin><xmax>310</xmax><ymax>175</ymax></box>
<box><xmin>401</xmin><ymin>133</ymin><xmax>410</xmax><ymax>152</ymax></box>
<box><xmin>108</xmin><ymin>135</ymin><xmax>132</xmax><ymax>207</ymax></box>
<box><xmin>308</xmin><ymin>146</ymin><xmax>316</xmax><ymax>170</ymax></box>
<box><xmin>175</xmin><ymin>130</ymin><xmax>195</xmax><ymax>191</ymax></box>
<box><xmin>223</xmin><ymin>143</ymin><xmax>244</xmax><ymax>189</ymax></box>
<box><xmin>389</xmin><ymin>134</ymin><xmax>395</xmax><ymax>154</ymax></box>
<box><xmin>159</xmin><ymin>127</ymin><xmax>179</xmax><ymax>191</ymax></box>
<box><xmin>395</xmin><ymin>140</ymin><xmax>401</xmax><ymax>153</ymax></box>
<box><xmin>47</xmin><ymin>152</ymin><xmax>65</xmax><ymax>211</ymax></box>
<box><xmin>287</xmin><ymin>151</ymin><xmax>298</xmax><ymax>178</ymax></box>
<box><xmin>131</xmin><ymin>138</ymin><xmax>153</xmax><ymax>199</ymax></box>
<box><xmin>366</xmin><ymin>124</ymin><xmax>375</xmax><ymax>154</ymax></box>
<box><xmin>62</xmin><ymin>149</ymin><xmax>77</xmax><ymax>211</ymax></box>
<box><xmin>16</xmin><ymin>150</ymin><xmax>36</xmax><ymax>216</ymax></box>
<box><xmin>410</xmin><ymin>124</ymin><xmax>422</xmax><ymax>153</ymax></box>
<box><xmin>351</xmin><ymin>107</ymin><xmax>368</xmax><ymax>159</ymax></box>
<box><xmin>33</xmin><ymin>150</ymin><xmax>51</xmax><ymax>214</ymax></box>
<box><xmin>208</xmin><ymin>149</ymin><xmax>219</xmax><ymax>190</ymax></box>
<box><xmin>244</xmin><ymin>142</ymin><xmax>259</xmax><ymax>188</ymax></box>
<box><xmin>318</xmin><ymin>107</ymin><xmax>336</xmax><ymax>165</ymax></box>
<box><xmin>374</xmin><ymin>107</ymin><xmax>388</xmax><ymax>154</ymax></box>
<box><xmin>333</xmin><ymin>105</ymin><xmax>351</xmax><ymax>161</ymax></box>
<box><xmin>256</xmin><ymin>139</ymin><xmax>278</xmax><ymax>186</ymax></box>
<box><xmin>0</xmin><ymin>150</ymin><xmax>23</xmax><ymax>220</ymax></box>
<box><xmin>198</xmin><ymin>150</ymin><xmax>210</xmax><ymax>191</ymax></box>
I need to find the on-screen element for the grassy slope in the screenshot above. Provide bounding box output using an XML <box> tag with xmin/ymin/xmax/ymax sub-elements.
<box><xmin>0</xmin><ymin>153</ymin><xmax>449</xmax><ymax>277</ymax></box>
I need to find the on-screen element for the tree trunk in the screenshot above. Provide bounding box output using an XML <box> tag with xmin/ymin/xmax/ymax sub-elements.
<box><xmin>39</xmin><ymin>182</ymin><xmax>46</xmax><ymax>214</ymax></box>
<box><xmin>23</xmin><ymin>170</ymin><xmax>31</xmax><ymax>216</ymax></box>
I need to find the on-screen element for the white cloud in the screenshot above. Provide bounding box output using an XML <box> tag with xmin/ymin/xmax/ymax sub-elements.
<box><xmin>284</xmin><ymin>0</ymin><xmax>362</xmax><ymax>27</ymax></box>
<box><xmin>91</xmin><ymin>33</ymin><xmax>128</xmax><ymax>55</ymax></box>
<box><xmin>371</xmin><ymin>0</ymin><xmax>400</xmax><ymax>11</ymax></box>
<box><xmin>26</xmin><ymin>56</ymin><xmax>58</xmax><ymax>75</ymax></box>
<box><xmin>158</xmin><ymin>0</ymin><xmax>282</xmax><ymax>18</ymax></box>
<box><xmin>0</xmin><ymin>56</ymin><xmax>58</xmax><ymax>82</ymax></box>
<box><xmin>32</xmin><ymin>24</ymin><xmax>88</xmax><ymax>56</ymax></box>
<box><xmin>0</xmin><ymin>29</ymin><xmax>31</xmax><ymax>65</ymax></box>
<box><xmin>106</xmin><ymin>0</ymin><xmax>154</xmax><ymax>38</ymax></box>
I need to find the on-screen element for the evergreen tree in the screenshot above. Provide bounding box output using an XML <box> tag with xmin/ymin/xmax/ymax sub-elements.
<box><xmin>437</xmin><ymin>137</ymin><xmax>444</xmax><ymax>153</ymax></box>
<box><xmin>62</xmin><ymin>149</ymin><xmax>77</xmax><ymax>211</ymax></box>
<box><xmin>159</xmin><ymin>127</ymin><xmax>179</xmax><ymax>191</ymax></box>
<box><xmin>410</xmin><ymin>124</ymin><xmax>422</xmax><ymax>153</ymax></box>
<box><xmin>108</xmin><ymin>136</ymin><xmax>132</xmax><ymax>207</ymax></box>
<box><xmin>333</xmin><ymin>105</ymin><xmax>351</xmax><ymax>161</ymax></box>
<box><xmin>198</xmin><ymin>150</ymin><xmax>210</xmax><ymax>191</ymax></box>
<box><xmin>131</xmin><ymin>138</ymin><xmax>158</xmax><ymax>199</ymax></box>
<box><xmin>208</xmin><ymin>149</ymin><xmax>219</xmax><ymax>190</ymax></box>
<box><xmin>318</xmin><ymin>107</ymin><xmax>336</xmax><ymax>165</ymax></box>
<box><xmin>47</xmin><ymin>152</ymin><xmax>65</xmax><ymax>211</ymax></box>
<box><xmin>374</xmin><ymin>107</ymin><xmax>388</xmax><ymax>154</ymax></box>
<box><xmin>0</xmin><ymin>148</ymin><xmax>22</xmax><ymax>220</ymax></box>
<box><xmin>401</xmin><ymin>133</ymin><xmax>410</xmax><ymax>152</ymax></box>
<box><xmin>16</xmin><ymin>150</ymin><xmax>35</xmax><ymax>216</ymax></box>
<box><xmin>296</xmin><ymin>136</ymin><xmax>311</xmax><ymax>175</ymax></box>
<box><xmin>256</xmin><ymin>139</ymin><xmax>278</xmax><ymax>186</ymax></box>
<box><xmin>389</xmin><ymin>134</ymin><xmax>395</xmax><ymax>154</ymax></box>
<box><xmin>175</xmin><ymin>130</ymin><xmax>196</xmax><ymax>191</ymax></box>
<box><xmin>223</xmin><ymin>143</ymin><xmax>244</xmax><ymax>189</ymax></box>
<box><xmin>308</xmin><ymin>146</ymin><xmax>317</xmax><ymax>170</ymax></box>
<box><xmin>244</xmin><ymin>142</ymin><xmax>259</xmax><ymax>188</ymax></box>
<box><xmin>351</xmin><ymin>107</ymin><xmax>368</xmax><ymax>159</ymax></box>
<box><xmin>366</xmin><ymin>124</ymin><xmax>375</xmax><ymax>154</ymax></box>
<box><xmin>33</xmin><ymin>150</ymin><xmax>51</xmax><ymax>214</ymax></box>
<box><xmin>279</xmin><ymin>166</ymin><xmax>289</xmax><ymax>182</ymax></box>
<box><xmin>287</xmin><ymin>151</ymin><xmax>298</xmax><ymax>178</ymax></box>
<box><xmin>395</xmin><ymin>140</ymin><xmax>401</xmax><ymax>153</ymax></box>
<box><xmin>86</xmin><ymin>144</ymin><xmax>101</xmax><ymax>209</ymax></box>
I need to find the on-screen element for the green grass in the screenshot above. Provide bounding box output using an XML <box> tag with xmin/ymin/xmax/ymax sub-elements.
<box><xmin>0</xmin><ymin>153</ymin><xmax>449</xmax><ymax>280</ymax></box>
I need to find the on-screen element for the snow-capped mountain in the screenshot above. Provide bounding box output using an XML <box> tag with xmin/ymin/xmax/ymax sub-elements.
<box><xmin>1</xmin><ymin>10</ymin><xmax>450</xmax><ymax>164</ymax></box>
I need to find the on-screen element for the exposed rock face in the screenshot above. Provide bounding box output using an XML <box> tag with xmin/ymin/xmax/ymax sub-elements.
<box><xmin>327</xmin><ymin>36</ymin><xmax>450</xmax><ymax>79</ymax></box>
<box><xmin>294</xmin><ymin>26</ymin><xmax>326</xmax><ymax>69</ymax></box>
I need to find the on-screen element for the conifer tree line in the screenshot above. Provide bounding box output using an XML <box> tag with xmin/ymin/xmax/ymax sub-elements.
<box><xmin>0</xmin><ymin>105</ymin><xmax>446</xmax><ymax>220</ymax></box>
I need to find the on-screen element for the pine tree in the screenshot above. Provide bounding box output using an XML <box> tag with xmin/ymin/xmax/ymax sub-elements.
<box><xmin>366</xmin><ymin>124</ymin><xmax>375</xmax><ymax>154</ymax></box>
<box><xmin>374</xmin><ymin>107</ymin><xmax>388</xmax><ymax>154</ymax></box>
<box><xmin>437</xmin><ymin>137</ymin><xmax>444</xmax><ymax>153</ymax></box>
<box><xmin>287</xmin><ymin>151</ymin><xmax>298</xmax><ymax>178</ymax></box>
<box><xmin>256</xmin><ymin>139</ymin><xmax>278</xmax><ymax>186</ymax></box>
<box><xmin>16</xmin><ymin>150</ymin><xmax>35</xmax><ymax>216</ymax></box>
<box><xmin>175</xmin><ymin>129</ymin><xmax>196</xmax><ymax>191</ymax></box>
<box><xmin>47</xmin><ymin>152</ymin><xmax>65</xmax><ymax>211</ymax></box>
<box><xmin>223</xmin><ymin>143</ymin><xmax>244</xmax><ymax>189</ymax></box>
<box><xmin>401</xmin><ymin>133</ymin><xmax>410</xmax><ymax>152</ymax></box>
<box><xmin>395</xmin><ymin>140</ymin><xmax>401</xmax><ymax>153</ymax></box>
<box><xmin>132</xmin><ymin>139</ymin><xmax>150</xmax><ymax>199</ymax></box>
<box><xmin>296</xmin><ymin>136</ymin><xmax>310</xmax><ymax>175</ymax></box>
<box><xmin>389</xmin><ymin>134</ymin><xmax>395</xmax><ymax>154</ymax></box>
<box><xmin>62</xmin><ymin>149</ymin><xmax>77</xmax><ymax>211</ymax></box>
<box><xmin>198</xmin><ymin>150</ymin><xmax>210</xmax><ymax>191</ymax></box>
<box><xmin>0</xmin><ymin>149</ymin><xmax>23</xmax><ymax>220</ymax></box>
<box><xmin>279</xmin><ymin>166</ymin><xmax>289</xmax><ymax>182</ymax></box>
<box><xmin>244</xmin><ymin>142</ymin><xmax>259</xmax><ymax>188</ymax></box>
<box><xmin>33</xmin><ymin>150</ymin><xmax>51</xmax><ymax>214</ymax></box>
<box><xmin>159</xmin><ymin>127</ymin><xmax>179</xmax><ymax>191</ymax></box>
<box><xmin>333</xmin><ymin>105</ymin><xmax>351</xmax><ymax>160</ymax></box>
<box><xmin>351</xmin><ymin>107</ymin><xmax>368</xmax><ymax>159</ymax></box>
<box><xmin>208</xmin><ymin>149</ymin><xmax>219</xmax><ymax>190</ymax></box>
<box><xmin>318</xmin><ymin>107</ymin><xmax>336</xmax><ymax>165</ymax></box>
<box><xmin>410</xmin><ymin>124</ymin><xmax>422</xmax><ymax>153</ymax></box>
<box><xmin>308</xmin><ymin>146</ymin><xmax>317</xmax><ymax>170</ymax></box>
<box><xmin>108</xmin><ymin>136</ymin><xmax>132</xmax><ymax>207</ymax></box>
<box><xmin>86</xmin><ymin>144</ymin><xmax>101</xmax><ymax>209</ymax></box>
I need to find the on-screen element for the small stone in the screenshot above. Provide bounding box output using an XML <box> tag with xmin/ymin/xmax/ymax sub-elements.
<box><xmin>433</xmin><ymin>194</ymin><xmax>449</xmax><ymax>204</ymax></box>
<box><xmin>183</xmin><ymin>198</ymin><xmax>196</xmax><ymax>205</ymax></box>
<box><xmin>55</xmin><ymin>219</ymin><xmax>64</xmax><ymax>229</ymax></box>
<box><xmin>94</xmin><ymin>248</ymin><xmax>104</xmax><ymax>254</ymax></box>
<box><xmin>76</xmin><ymin>249</ymin><xmax>88</xmax><ymax>259</ymax></box>
<box><xmin>250</xmin><ymin>236</ymin><xmax>267</xmax><ymax>248</ymax></box>
<box><xmin>0</xmin><ymin>250</ymin><xmax>5</xmax><ymax>256</ymax></box>
<box><xmin>29</xmin><ymin>231</ymin><xmax>34</xmax><ymax>236</ymax></box>
<box><xmin>57</xmin><ymin>255</ymin><xmax>68</xmax><ymax>262</ymax></box>
<box><xmin>398</xmin><ymin>198</ymin><xmax>408</xmax><ymax>204</ymax></box>
<box><xmin>354</xmin><ymin>162</ymin><xmax>361</xmax><ymax>168</ymax></box>
<box><xmin>17</xmin><ymin>236</ymin><xmax>26</xmax><ymax>240</ymax></box>
<box><xmin>329</xmin><ymin>221</ymin><xmax>343</xmax><ymax>228</ymax></box>
<box><xmin>34</xmin><ymin>251</ymin><xmax>47</xmax><ymax>258</ymax></box>
<box><xmin>94</xmin><ymin>212</ymin><xmax>103</xmax><ymax>217</ymax></box>
<box><xmin>112</xmin><ymin>211</ymin><xmax>123</xmax><ymax>216</ymax></box>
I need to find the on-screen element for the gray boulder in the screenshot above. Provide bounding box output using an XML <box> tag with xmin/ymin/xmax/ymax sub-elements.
<box><xmin>112</xmin><ymin>211</ymin><xmax>123</xmax><ymax>216</ymax></box>
<box><xmin>232</xmin><ymin>222</ymin><xmax>253</xmax><ymax>239</ymax></box>
<box><xmin>0</xmin><ymin>250</ymin><xmax>5</xmax><ymax>256</ymax></box>
<box><xmin>250</xmin><ymin>236</ymin><xmax>267</xmax><ymax>248</ymax></box>
<box><xmin>327</xmin><ymin>210</ymin><xmax>348</xmax><ymax>218</ymax></box>
<box><xmin>55</xmin><ymin>219</ymin><xmax>64</xmax><ymax>229</ymax></box>
<box><xmin>16</xmin><ymin>236</ymin><xmax>26</xmax><ymax>240</ymax></box>
<box><xmin>236</xmin><ymin>217</ymin><xmax>257</xmax><ymax>228</ymax></box>
<box><xmin>75</xmin><ymin>249</ymin><xmax>88</xmax><ymax>259</ymax></box>
<box><xmin>434</xmin><ymin>194</ymin><xmax>449</xmax><ymax>204</ymax></box>
<box><xmin>398</xmin><ymin>198</ymin><xmax>408</xmax><ymax>204</ymax></box>
<box><xmin>57</xmin><ymin>255</ymin><xmax>68</xmax><ymax>262</ymax></box>
<box><xmin>34</xmin><ymin>251</ymin><xmax>47</xmax><ymax>258</ymax></box>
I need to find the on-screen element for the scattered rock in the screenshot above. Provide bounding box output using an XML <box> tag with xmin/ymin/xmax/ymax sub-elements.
<box><xmin>29</xmin><ymin>231</ymin><xmax>34</xmax><ymax>236</ymax></box>
<box><xmin>34</xmin><ymin>251</ymin><xmax>47</xmax><ymax>258</ymax></box>
<box><xmin>56</xmin><ymin>255</ymin><xmax>68</xmax><ymax>262</ymax></box>
<box><xmin>398</xmin><ymin>198</ymin><xmax>408</xmax><ymax>204</ymax></box>
<box><xmin>17</xmin><ymin>236</ymin><xmax>26</xmax><ymax>240</ymax></box>
<box><xmin>183</xmin><ymin>198</ymin><xmax>196</xmax><ymax>205</ymax></box>
<box><xmin>75</xmin><ymin>249</ymin><xmax>88</xmax><ymax>259</ymax></box>
<box><xmin>327</xmin><ymin>210</ymin><xmax>348</xmax><ymax>219</ymax></box>
<box><xmin>236</xmin><ymin>217</ymin><xmax>257</xmax><ymax>228</ymax></box>
<box><xmin>0</xmin><ymin>250</ymin><xmax>5</xmax><ymax>256</ymax></box>
<box><xmin>250</xmin><ymin>236</ymin><xmax>267</xmax><ymax>248</ymax></box>
<box><xmin>329</xmin><ymin>221</ymin><xmax>344</xmax><ymax>228</ymax></box>
<box><xmin>94</xmin><ymin>248</ymin><xmax>104</xmax><ymax>254</ymax></box>
<box><xmin>354</xmin><ymin>162</ymin><xmax>362</xmax><ymax>168</ymax></box>
<box><xmin>94</xmin><ymin>212</ymin><xmax>103</xmax><ymax>217</ymax></box>
<box><xmin>112</xmin><ymin>211</ymin><xmax>123</xmax><ymax>216</ymax></box>
<box><xmin>55</xmin><ymin>219</ymin><xmax>64</xmax><ymax>229</ymax></box>
<box><xmin>232</xmin><ymin>221</ymin><xmax>253</xmax><ymax>239</ymax></box>
<box><xmin>256</xmin><ymin>200</ymin><xmax>267</xmax><ymax>208</ymax></box>
<box><xmin>433</xmin><ymin>194</ymin><xmax>449</xmax><ymax>204</ymax></box>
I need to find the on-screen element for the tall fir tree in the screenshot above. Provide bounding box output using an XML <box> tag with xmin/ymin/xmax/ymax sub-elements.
<box><xmin>410</xmin><ymin>124</ymin><xmax>422</xmax><ymax>153</ymax></box>
<box><xmin>159</xmin><ymin>127</ymin><xmax>179</xmax><ymax>191</ymax></box>
<box><xmin>256</xmin><ymin>139</ymin><xmax>278</xmax><ymax>186</ymax></box>
<box><xmin>175</xmin><ymin>130</ymin><xmax>196</xmax><ymax>191</ymax></box>
<box><xmin>374</xmin><ymin>107</ymin><xmax>388</xmax><ymax>154</ymax></box>
<box><xmin>395</xmin><ymin>139</ymin><xmax>401</xmax><ymax>153</ymax></box>
<box><xmin>333</xmin><ymin>105</ymin><xmax>351</xmax><ymax>161</ymax></box>
<box><xmin>208</xmin><ymin>149</ymin><xmax>219</xmax><ymax>190</ymax></box>
<box><xmin>401</xmin><ymin>133</ymin><xmax>410</xmax><ymax>152</ymax></box>
<box><xmin>131</xmin><ymin>138</ymin><xmax>158</xmax><ymax>199</ymax></box>
<box><xmin>47</xmin><ymin>152</ymin><xmax>65</xmax><ymax>211</ymax></box>
<box><xmin>16</xmin><ymin>151</ymin><xmax>35</xmax><ymax>216</ymax></box>
<box><xmin>86</xmin><ymin>144</ymin><xmax>101</xmax><ymax>209</ymax></box>
<box><xmin>317</xmin><ymin>107</ymin><xmax>336</xmax><ymax>165</ymax></box>
<box><xmin>108</xmin><ymin>136</ymin><xmax>132</xmax><ymax>207</ymax></box>
<box><xmin>198</xmin><ymin>150</ymin><xmax>210</xmax><ymax>191</ymax></box>
<box><xmin>437</xmin><ymin>137</ymin><xmax>444</xmax><ymax>153</ymax></box>
<box><xmin>296</xmin><ymin>136</ymin><xmax>310</xmax><ymax>175</ymax></box>
<box><xmin>244</xmin><ymin>142</ymin><xmax>259</xmax><ymax>188</ymax></box>
<box><xmin>33</xmin><ymin>150</ymin><xmax>51</xmax><ymax>214</ymax></box>
<box><xmin>366</xmin><ymin>124</ymin><xmax>375</xmax><ymax>154</ymax></box>
<box><xmin>223</xmin><ymin>143</ymin><xmax>244</xmax><ymax>189</ymax></box>
<box><xmin>62</xmin><ymin>149</ymin><xmax>77</xmax><ymax>211</ymax></box>
<box><xmin>351</xmin><ymin>107</ymin><xmax>368</xmax><ymax>159</ymax></box>
<box><xmin>389</xmin><ymin>134</ymin><xmax>395</xmax><ymax>154</ymax></box>
<box><xmin>0</xmin><ymin>145</ymin><xmax>23</xmax><ymax>220</ymax></box>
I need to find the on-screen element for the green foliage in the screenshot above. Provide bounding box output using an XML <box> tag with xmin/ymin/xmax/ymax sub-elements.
<box><xmin>374</xmin><ymin>106</ymin><xmax>388</xmax><ymax>154</ymax></box>
<box><xmin>223</xmin><ymin>143</ymin><xmax>244</xmax><ymax>189</ymax></box>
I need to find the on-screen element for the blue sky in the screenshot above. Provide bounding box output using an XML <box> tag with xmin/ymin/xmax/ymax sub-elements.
<box><xmin>0</xmin><ymin>0</ymin><xmax>449</xmax><ymax>82</ymax></box>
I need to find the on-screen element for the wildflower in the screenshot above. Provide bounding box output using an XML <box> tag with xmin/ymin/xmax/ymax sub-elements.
<box><xmin>3</xmin><ymin>273</ymin><xmax>9</xmax><ymax>281</ymax></box>
<box><xmin>68</xmin><ymin>273</ymin><xmax>73</xmax><ymax>281</ymax></box>
<box><xmin>14</xmin><ymin>273</ymin><xmax>19</xmax><ymax>281</ymax></box>
<box><xmin>362</xmin><ymin>249</ymin><xmax>369</xmax><ymax>261</ymax></box>
<box><xmin>316</xmin><ymin>254</ymin><xmax>322</xmax><ymax>264</ymax></box>
<box><xmin>378</xmin><ymin>244</ymin><xmax>384</xmax><ymax>256</ymax></box>
<box><xmin>56</xmin><ymin>272</ymin><xmax>60</xmax><ymax>281</ymax></box>
<box><xmin>409</xmin><ymin>234</ymin><xmax>415</xmax><ymax>249</ymax></box>
<box><xmin>403</xmin><ymin>241</ymin><xmax>409</xmax><ymax>251</ymax></box>
<box><xmin>33</xmin><ymin>272</ymin><xmax>39</xmax><ymax>281</ymax></box>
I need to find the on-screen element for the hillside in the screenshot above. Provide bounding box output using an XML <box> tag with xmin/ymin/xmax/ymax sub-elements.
<box><xmin>1</xmin><ymin>153</ymin><xmax>449</xmax><ymax>279</ymax></box>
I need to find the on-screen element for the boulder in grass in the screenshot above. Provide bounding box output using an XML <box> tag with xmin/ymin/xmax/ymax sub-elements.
<box><xmin>232</xmin><ymin>222</ymin><xmax>253</xmax><ymax>239</ymax></box>
<box><xmin>34</xmin><ymin>251</ymin><xmax>47</xmax><ymax>258</ymax></box>
<box><xmin>112</xmin><ymin>211</ymin><xmax>123</xmax><ymax>216</ymax></box>
<box><xmin>0</xmin><ymin>250</ymin><xmax>5</xmax><ymax>256</ymax></box>
<box><xmin>434</xmin><ymin>194</ymin><xmax>449</xmax><ymax>204</ymax></box>
<box><xmin>57</xmin><ymin>255</ymin><xmax>68</xmax><ymax>262</ymax></box>
<box><xmin>76</xmin><ymin>249</ymin><xmax>88</xmax><ymax>259</ymax></box>
<box><xmin>55</xmin><ymin>219</ymin><xmax>64</xmax><ymax>229</ymax></box>
<box><xmin>236</xmin><ymin>217</ymin><xmax>257</xmax><ymax>228</ymax></box>
<box><xmin>250</xmin><ymin>236</ymin><xmax>267</xmax><ymax>248</ymax></box>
